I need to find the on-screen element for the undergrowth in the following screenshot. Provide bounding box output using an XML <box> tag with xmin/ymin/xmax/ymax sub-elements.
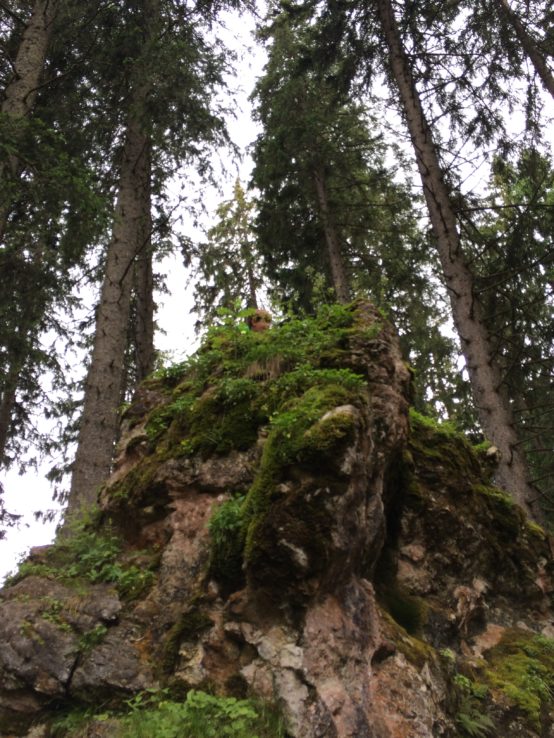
<box><xmin>6</xmin><ymin>512</ymin><xmax>155</xmax><ymax>600</ymax></box>
<box><xmin>117</xmin><ymin>689</ymin><xmax>286</xmax><ymax>738</ymax></box>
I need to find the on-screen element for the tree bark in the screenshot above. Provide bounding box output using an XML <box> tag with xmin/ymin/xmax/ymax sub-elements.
<box><xmin>66</xmin><ymin>115</ymin><xmax>151</xmax><ymax>518</ymax></box>
<box><xmin>375</xmin><ymin>0</ymin><xmax>541</xmax><ymax>521</ymax></box>
<box><xmin>313</xmin><ymin>165</ymin><xmax>351</xmax><ymax>303</ymax></box>
<box><xmin>1</xmin><ymin>0</ymin><xmax>57</xmax><ymax>118</ymax></box>
<box><xmin>495</xmin><ymin>0</ymin><xmax>554</xmax><ymax>100</ymax></box>
<box><xmin>0</xmin><ymin>0</ymin><xmax>58</xmax><ymax>235</ymax></box>
<box><xmin>133</xmin><ymin>153</ymin><xmax>155</xmax><ymax>383</ymax></box>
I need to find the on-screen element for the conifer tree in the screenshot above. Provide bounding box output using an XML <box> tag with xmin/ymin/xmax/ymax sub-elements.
<box><xmin>372</xmin><ymin>0</ymin><xmax>541</xmax><ymax>519</ymax></box>
<box><xmin>0</xmin><ymin>0</ymin><xmax>108</xmax><ymax>471</ymax></box>
<box><xmin>66</xmin><ymin>0</ymin><xmax>230</xmax><ymax>514</ymax></box>
<box><xmin>493</xmin><ymin>0</ymin><xmax>554</xmax><ymax>99</ymax></box>
<box><xmin>193</xmin><ymin>180</ymin><xmax>261</xmax><ymax>326</ymax></box>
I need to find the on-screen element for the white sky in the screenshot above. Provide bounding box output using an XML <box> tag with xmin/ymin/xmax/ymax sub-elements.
<box><xmin>0</xmin><ymin>10</ymin><xmax>267</xmax><ymax>584</ymax></box>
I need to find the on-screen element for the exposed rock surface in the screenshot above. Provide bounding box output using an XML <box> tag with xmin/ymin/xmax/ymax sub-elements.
<box><xmin>0</xmin><ymin>301</ymin><xmax>552</xmax><ymax>738</ymax></box>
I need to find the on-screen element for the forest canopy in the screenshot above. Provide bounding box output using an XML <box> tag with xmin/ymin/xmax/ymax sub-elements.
<box><xmin>0</xmin><ymin>0</ymin><xmax>553</xmax><ymax>532</ymax></box>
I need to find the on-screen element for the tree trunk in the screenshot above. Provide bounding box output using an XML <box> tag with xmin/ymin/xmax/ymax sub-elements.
<box><xmin>0</xmin><ymin>0</ymin><xmax>58</xmax><ymax>235</ymax></box>
<box><xmin>313</xmin><ymin>165</ymin><xmax>351</xmax><ymax>303</ymax></box>
<box><xmin>66</xmin><ymin>116</ymin><xmax>151</xmax><ymax>518</ymax></box>
<box><xmin>495</xmin><ymin>0</ymin><xmax>554</xmax><ymax>99</ymax></box>
<box><xmin>375</xmin><ymin>0</ymin><xmax>541</xmax><ymax>521</ymax></box>
<box><xmin>132</xmin><ymin>139</ymin><xmax>155</xmax><ymax>382</ymax></box>
<box><xmin>1</xmin><ymin>0</ymin><xmax>57</xmax><ymax>118</ymax></box>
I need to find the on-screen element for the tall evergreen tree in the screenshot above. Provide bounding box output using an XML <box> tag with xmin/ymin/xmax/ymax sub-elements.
<box><xmin>0</xmin><ymin>0</ymin><xmax>109</xmax><ymax>471</ymax></box>
<box><xmin>251</xmin><ymin>2</ymin><xmax>465</xmax><ymax>421</ymax></box>
<box><xmin>252</xmin><ymin>7</ymin><xmax>356</xmax><ymax>303</ymax></box>
<box><xmin>67</xmin><ymin>0</ymin><xmax>230</xmax><ymax>514</ymax></box>
<box><xmin>470</xmin><ymin>148</ymin><xmax>554</xmax><ymax>516</ymax></box>
<box><xmin>373</xmin><ymin>0</ymin><xmax>541</xmax><ymax>519</ymax></box>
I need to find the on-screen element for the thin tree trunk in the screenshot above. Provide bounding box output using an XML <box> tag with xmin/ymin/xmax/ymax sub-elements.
<box><xmin>66</xmin><ymin>116</ymin><xmax>151</xmax><ymax>518</ymax></box>
<box><xmin>313</xmin><ymin>165</ymin><xmax>351</xmax><ymax>303</ymax></box>
<box><xmin>245</xmin><ymin>262</ymin><xmax>259</xmax><ymax>309</ymax></box>
<box><xmin>0</xmin><ymin>0</ymin><xmax>58</xmax><ymax>236</ymax></box>
<box><xmin>495</xmin><ymin>0</ymin><xmax>554</xmax><ymax>99</ymax></box>
<box><xmin>133</xmin><ymin>138</ymin><xmax>154</xmax><ymax>382</ymax></box>
<box><xmin>375</xmin><ymin>0</ymin><xmax>541</xmax><ymax>521</ymax></box>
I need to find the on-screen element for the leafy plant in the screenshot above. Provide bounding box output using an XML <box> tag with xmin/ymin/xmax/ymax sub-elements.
<box><xmin>6</xmin><ymin>516</ymin><xmax>155</xmax><ymax>600</ymax></box>
<box><xmin>208</xmin><ymin>494</ymin><xmax>246</xmax><ymax>587</ymax></box>
<box><xmin>79</xmin><ymin>625</ymin><xmax>108</xmax><ymax>653</ymax></box>
<box><xmin>456</xmin><ymin>704</ymin><xmax>495</xmax><ymax>737</ymax></box>
<box><xmin>117</xmin><ymin>689</ymin><xmax>286</xmax><ymax>738</ymax></box>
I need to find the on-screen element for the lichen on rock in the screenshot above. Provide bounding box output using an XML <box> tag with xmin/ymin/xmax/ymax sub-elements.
<box><xmin>0</xmin><ymin>301</ymin><xmax>553</xmax><ymax>738</ymax></box>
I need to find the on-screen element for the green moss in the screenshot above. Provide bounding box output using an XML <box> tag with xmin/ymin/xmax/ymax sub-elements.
<box><xmin>378</xmin><ymin>585</ymin><xmax>428</xmax><ymax>636</ymax></box>
<box><xmin>208</xmin><ymin>495</ymin><xmax>246</xmax><ymax>590</ymax></box>
<box><xmin>174</xmin><ymin>380</ymin><xmax>266</xmax><ymax>458</ymax></box>
<box><xmin>481</xmin><ymin>629</ymin><xmax>554</xmax><ymax>730</ymax></box>
<box><xmin>161</xmin><ymin>604</ymin><xmax>214</xmax><ymax>676</ymax></box>
<box><xmin>379</xmin><ymin>609</ymin><xmax>435</xmax><ymax>668</ymax></box>
<box><xmin>525</xmin><ymin>519</ymin><xmax>546</xmax><ymax>540</ymax></box>
<box><xmin>472</xmin><ymin>484</ymin><xmax>523</xmax><ymax>536</ymax></box>
<box><xmin>409</xmin><ymin>409</ymin><xmax>459</xmax><ymax>438</ymax></box>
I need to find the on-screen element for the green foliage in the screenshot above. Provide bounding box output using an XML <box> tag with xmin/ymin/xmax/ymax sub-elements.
<box><xmin>79</xmin><ymin>625</ymin><xmax>109</xmax><ymax>654</ymax></box>
<box><xmin>193</xmin><ymin>181</ymin><xmax>262</xmax><ymax>325</ymax></box>
<box><xmin>208</xmin><ymin>495</ymin><xmax>246</xmax><ymax>587</ymax></box>
<box><xmin>142</xmin><ymin>303</ymin><xmax>360</xmax><ymax>462</ymax></box>
<box><xmin>482</xmin><ymin>630</ymin><xmax>554</xmax><ymax>729</ymax></box>
<box><xmin>49</xmin><ymin>706</ymin><xmax>114</xmax><ymax>737</ymax></box>
<box><xmin>451</xmin><ymin>667</ymin><xmax>494</xmax><ymax>737</ymax></box>
<box><xmin>118</xmin><ymin>689</ymin><xmax>286</xmax><ymax>738</ymax></box>
<box><xmin>456</xmin><ymin>706</ymin><xmax>495</xmax><ymax>738</ymax></box>
<box><xmin>7</xmin><ymin>515</ymin><xmax>155</xmax><ymax>600</ymax></box>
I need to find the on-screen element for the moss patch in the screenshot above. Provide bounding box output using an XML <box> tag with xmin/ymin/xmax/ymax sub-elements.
<box><xmin>161</xmin><ymin>603</ymin><xmax>214</xmax><ymax>676</ymax></box>
<box><xmin>481</xmin><ymin>629</ymin><xmax>554</xmax><ymax>730</ymax></box>
<box><xmin>378</xmin><ymin>585</ymin><xmax>428</xmax><ymax>636</ymax></box>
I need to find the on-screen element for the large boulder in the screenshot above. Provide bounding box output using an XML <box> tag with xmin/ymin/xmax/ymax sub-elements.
<box><xmin>0</xmin><ymin>302</ymin><xmax>552</xmax><ymax>738</ymax></box>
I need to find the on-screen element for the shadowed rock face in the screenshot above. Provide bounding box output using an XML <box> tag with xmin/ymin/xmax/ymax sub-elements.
<box><xmin>0</xmin><ymin>301</ymin><xmax>553</xmax><ymax>738</ymax></box>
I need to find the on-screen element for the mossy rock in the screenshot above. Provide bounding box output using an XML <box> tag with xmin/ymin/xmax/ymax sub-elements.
<box><xmin>480</xmin><ymin>629</ymin><xmax>554</xmax><ymax>731</ymax></box>
<box><xmin>378</xmin><ymin>584</ymin><xmax>428</xmax><ymax>636</ymax></box>
<box><xmin>161</xmin><ymin>602</ymin><xmax>214</xmax><ymax>676</ymax></box>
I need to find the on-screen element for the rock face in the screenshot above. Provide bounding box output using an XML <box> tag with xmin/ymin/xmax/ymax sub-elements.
<box><xmin>0</xmin><ymin>301</ymin><xmax>553</xmax><ymax>738</ymax></box>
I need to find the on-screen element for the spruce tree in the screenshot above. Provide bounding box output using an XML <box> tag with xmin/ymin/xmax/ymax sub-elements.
<box><xmin>66</xmin><ymin>0</ymin><xmax>230</xmax><ymax>514</ymax></box>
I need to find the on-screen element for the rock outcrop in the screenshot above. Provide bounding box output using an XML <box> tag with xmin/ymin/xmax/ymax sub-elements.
<box><xmin>0</xmin><ymin>301</ymin><xmax>553</xmax><ymax>738</ymax></box>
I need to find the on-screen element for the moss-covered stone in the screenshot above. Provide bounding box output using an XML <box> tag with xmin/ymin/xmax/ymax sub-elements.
<box><xmin>378</xmin><ymin>585</ymin><xmax>428</xmax><ymax>636</ymax></box>
<box><xmin>481</xmin><ymin>629</ymin><xmax>554</xmax><ymax>730</ymax></box>
<box><xmin>160</xmin><ymin>602</ymin><xmax>214</xmax><ymax>676</ymax></box>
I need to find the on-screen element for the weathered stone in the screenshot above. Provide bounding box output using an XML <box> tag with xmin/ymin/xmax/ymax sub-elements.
<box><xmin>1</xmin><ymin>302</ymin><xmax>553</xmax><ymax>738</ymax></box>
